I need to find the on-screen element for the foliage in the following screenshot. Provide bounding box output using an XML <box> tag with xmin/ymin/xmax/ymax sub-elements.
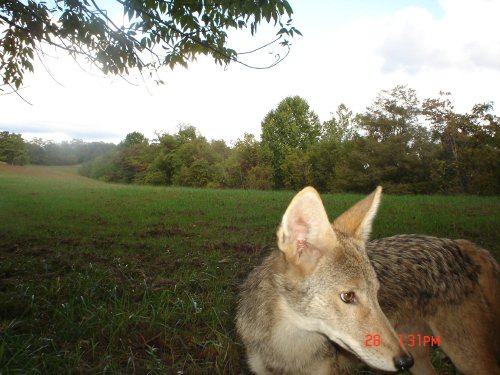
<box><xmin>113</xmin><ymin>133</ymin><xmax>154</xmax><ymax>182</ymax></box>
<box><xmin>0</xmin><ymin>131</ymin><xmax>29</xmax><ymax>164</ymax></box>
<box><xmin>76</xmin><ymin>87</ymin><xmax>499</xmax><ymax>195</ymax></box>
<box><xmin>5</xmin><ymin>85</ymin><xmax>495</xmax><ymax>195</ymax></box>
<box><xmin>226</xmin><ymin>133</ymin><xmax>272</xmax><ymax>189</ymax></box>
<box><xmin>322</xmin><ymin>103</ymin><xmax>356</xmax><ymax>143</ymax></box>
<box><xmin>423</xmin><ymin>94</ymin><xmax>500</xmax><ymax>195</ymax></box>
<box><xmin>358</xmin><ymin>85</ymin><xmax>421</xmax><ymax>141</ymax></box>
<box><xmin>335</xmin><ymin>86</ymin><xmax>440</xmax><ymax>194</ymax></box>
<box><xmin>82</xmin><ymin>126</ymin><xmax>231</xmax><ymax>188</ymax></box>
<box><xmin>261</xmin><ymin>95</ymin><xmax>321</xmax><ymax>188</ymax></box>
<box><xmin>27</xmin><ymin>137</ymin><xmax>115</xmax><ymax>165</ymax></box>
<box><xmin>0</xmin><ymin>0</ymin><xmax>300</xmax><ymax>91</ymax></box>
<box><xmin>308</xmin><ymin>104</ymin><xmax>357</xmax><ymax>192</ymax></box>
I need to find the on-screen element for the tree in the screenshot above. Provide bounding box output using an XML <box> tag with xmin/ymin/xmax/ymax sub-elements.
<box><xmin>322</xmin><ymin>103</ymin><xmax>356</xmax><ymax>143</ymax></box>
<box><xmin>78</xmin><ymin>150</ymin><xmax>118</xmax><ymax>180</ymax></box>
<box><xmin>0</xmin><ymin>0</ymin><xmax>300</xmax><ymax>92</ymax></box>
<box><xmin>464</xmin><ymin>103</ymin><xmax>499</xmax><ymax>194</ymax></box>
<box><xmin>27</xmin><ymin>137</ymin><xmax>115</xmax><ymax>165</ymax></box>
<box><xmin>26</xmin><ymin>137</ymin><xmax>45</xmax><ymax>164</ymax></box>
<box><xmin>309</xmin><ymin>104</ymin><xmax>356</xmax><ymax>192</ymax></box>
<box><xmin>281</xmin><ymin>148</ymin><xmax>311</xmax><ymax>190</ymax></box>
<box><xmin>0</xmin><ymin>131</ymin><xmax>29</xmax><ymax>165</ymax></box>
<box><xmin>110</xmin><ymin>131</ymin><xmax>152</xmax><ymax>182</ymax></box>
<box><xmin>226</xmin><ymin>133</ymin><xmax>272</xmax><ymax>189</ymax></box>
<box><xmin>338</xmin><ymin>86</ymin><xmax>437</xmax><ymax>194</ymax></box>
<box><xmin>261</xmin><ymin>96</ymin><xmax>321</xmax><ymax>189</ymax></box>
<box><xmin>357</xmin><ymin>85</ymin><xmax>421</xmax><ymax>141</ymax></box>
<box><xmin>122</xmin><ymin>131</ymin><xmax>148</xmax><ymax>147</ymax></box>
<box><xmin>423</xmin><ymin>94</ymin><xmax>499</xmax><ymax>194</ymax></box>
<box><xmin>144</xmin><ymin>132</ymin><xmax>179</xmax><ymax>185</ymax></box>
<box><xmin>142</xmin><ymin>125</ymin><xmax>228</xmax><ymax>188</ymax></box>
<box><xmin>170</xmin><ymin>130</ymin><xmax>218</xmax><ymax>187</ymax></box>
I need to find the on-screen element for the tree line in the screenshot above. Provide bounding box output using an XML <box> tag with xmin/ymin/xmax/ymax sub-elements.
<box><xmin>2</xmin><ymin>85</ymin><xmax>498</xmax><ymax>194</ymax></box>
<box><xmin>0</xmin><ymin>134</ymin><xmax>114</xmax><ymax>166</ymax></box>
<box><xmin>79</xmin><ymin>85</ymin><xmax>499</xmax><ymax>195</ymax></box>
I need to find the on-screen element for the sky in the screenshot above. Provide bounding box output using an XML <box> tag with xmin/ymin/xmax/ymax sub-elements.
<box><xmin>1</xmin><ymin>0</ymin><xmax>500</xmax><ymax>144</ymax></box>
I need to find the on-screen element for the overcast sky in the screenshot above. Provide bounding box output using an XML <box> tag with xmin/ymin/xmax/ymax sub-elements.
<box><xmin>1</xmin><ymin>0</ymin><xmax>499</xmax><ymax>144</ymax></box>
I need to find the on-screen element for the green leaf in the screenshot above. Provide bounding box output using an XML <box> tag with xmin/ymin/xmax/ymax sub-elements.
<box><xmin>159</xmin><ymin>1</ymin><xmax>166</xmax><ymax>13</ymax></box>
<box><xmin>277</xmin><ymin>27</ymin><xmax>288</xmax><ymax>35</ymax></box>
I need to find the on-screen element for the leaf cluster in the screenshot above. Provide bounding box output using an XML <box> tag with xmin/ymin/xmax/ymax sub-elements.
<box><xmin>0</xmin><ymin>0</ymin><xmax>298</xmax><ymax>91</ymax></box>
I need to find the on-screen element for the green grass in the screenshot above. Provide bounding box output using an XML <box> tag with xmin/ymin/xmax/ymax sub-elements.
<box><xmin>0</xmin><ymin>165</ymin><xmax>498</xmax><ymax>374</ymax></box>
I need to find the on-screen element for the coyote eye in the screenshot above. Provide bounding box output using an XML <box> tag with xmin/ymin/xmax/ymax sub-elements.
<box><xmin>340</xmin><ymin>291</ymin><xmax>355</xmax><ymax>303</ymax></box>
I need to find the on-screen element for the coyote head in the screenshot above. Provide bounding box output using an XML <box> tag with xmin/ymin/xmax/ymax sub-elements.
<box><xmin>276</xmin><ymin>187</ymin><xmax>413</xmax><ymax>372</ymax></box>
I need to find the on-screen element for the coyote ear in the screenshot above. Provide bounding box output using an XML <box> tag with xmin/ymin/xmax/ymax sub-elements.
<box><xmin>277</xmin><ymin>187</ymin><xmax>336</xmax><ymax>274</ymax></box>
<box><xmin>332</xmin><ymin>186</ymin><xmax>382</xmax><ymax>242</ymax></box>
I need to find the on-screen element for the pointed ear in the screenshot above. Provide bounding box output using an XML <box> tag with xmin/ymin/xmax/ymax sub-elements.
<box><xmin>277</xmin><ymin>187</ymin><xmax>337</xmax><ymax>274</ymax></box>
<box><xmin>332</xmin><ymin>186</ymin><xmax>382</xmax><ymax>242</ymax></box>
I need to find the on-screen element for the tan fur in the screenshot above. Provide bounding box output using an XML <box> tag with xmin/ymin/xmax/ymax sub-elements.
<box><xmin>454</xmin><ymin>239</ymin><xmax>500</xmax><ymax>322</ymax></box>
<box><xmin>453</xmin><ymin>239</ymin><xmax>500</xmax><ymax>371</ymax></box>
<box><xmin>333</xmin><ymin>186</ymin><xmax>382</xmax><ymax>242</ymax></box>
<box><xmin>236</xmin><ymin>187</ymin><xmax>413</xmax><ymax>375</ymax></box>
<box><xmin>365</xmin><ymin>235</ymin><xmax>500</xmax><ymax>375</ymax></box>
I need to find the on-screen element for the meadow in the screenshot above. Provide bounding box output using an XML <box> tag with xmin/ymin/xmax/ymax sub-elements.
<box><xmin>0</xmin><ymin>164</ymin><xmax>498</xmax><ymax>374</ymax></box>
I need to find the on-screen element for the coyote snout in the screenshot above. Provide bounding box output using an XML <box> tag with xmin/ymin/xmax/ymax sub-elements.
<box><xmin>236</xmin><ymin>187</ymin><xmax>413</xmax><ymax>374</ymax></box>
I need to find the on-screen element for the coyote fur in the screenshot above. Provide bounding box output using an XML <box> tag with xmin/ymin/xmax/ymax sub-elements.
<box><xmin>236</xmin><ymin>187</ymin><xmax>500</xmax><ymax>375</ymax></box>
<box><xmin>366</xmin><ymin>235</ymin><xmax>500</xmax><ymax>374</ymax></box>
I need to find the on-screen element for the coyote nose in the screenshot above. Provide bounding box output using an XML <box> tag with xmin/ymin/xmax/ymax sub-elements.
<box><xmin>393</xmin><ymin>353</ymin><xmax>414</xmax><ymax>371</ymax></box>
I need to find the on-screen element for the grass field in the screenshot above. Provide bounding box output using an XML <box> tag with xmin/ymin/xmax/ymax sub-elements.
<box><xmin>1</xmin><ymin>164</ymin><xmax>498</xmax><ymax>374</ymax></box>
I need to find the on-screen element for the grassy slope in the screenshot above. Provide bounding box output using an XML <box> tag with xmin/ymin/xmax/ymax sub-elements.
<box><xmin>0</xmin><ymin>165</ymin><xmax>498</xmax><ymax>374</ymax></box>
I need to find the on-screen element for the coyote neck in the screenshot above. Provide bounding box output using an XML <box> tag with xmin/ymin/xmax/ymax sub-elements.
<box><xmin>270</xmin><ymin>296</ymin><xmax>330</xmax><ymax>366</ymax></box>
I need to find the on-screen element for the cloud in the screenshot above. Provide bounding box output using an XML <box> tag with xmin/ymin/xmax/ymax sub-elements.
<box><xmin>464</xmin><ymin>41</ymin><xmax>500</xmax><ymax>71</ymax></box>
<box><xmin>378</xmin><ymin>7</ymin><xmax>449</xmax><ymax>74</ymax></box>
<box><xmin>375</xmin><ymin>0</ymin><xmax>500</xmax><ymax>74</ymax></box>
<box><xmin>1</xmin><ymin>120</ymin><xmax>124</xmax><ymax>142</ymax></box>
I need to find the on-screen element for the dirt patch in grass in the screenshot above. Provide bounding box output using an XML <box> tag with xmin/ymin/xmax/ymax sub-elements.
<box><xmin>0</xmin><ymin>164</ymin><xmax>100</xmax><ymax>187</ymax></box>
<box><xmin>140</xmin><ymin>224</ymin><xmax>189</xmax><ymax>238</ymax></box>
<box><xmin>1</xmin><ymin>164</ymin><xmax>67</xmax><ymax>178</ymax></box>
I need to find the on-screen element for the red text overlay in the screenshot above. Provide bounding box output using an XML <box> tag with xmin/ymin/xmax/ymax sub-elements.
<box><xmin>365</xmin><ymin>334</ymin><xmax>441</xmax><ymax>347</ymax></box>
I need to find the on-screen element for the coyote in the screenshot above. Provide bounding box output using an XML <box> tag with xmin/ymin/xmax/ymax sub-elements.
<box><xmin>236</xmin><ymin>186</ymin><xmax>414</xmax><ymax>374</ymax></box>
<box><xmin>236</xmin><ymin>187</ymin><xmax>500</xmax><ymax>375</ymax></box>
